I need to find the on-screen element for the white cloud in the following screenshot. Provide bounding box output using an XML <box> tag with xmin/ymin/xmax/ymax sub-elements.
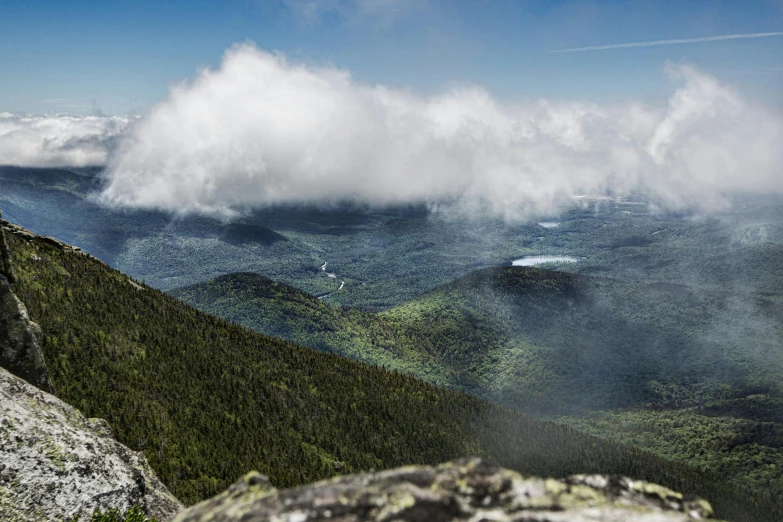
<box><xmin>15</xmin><ymin>44</ymin><xmax>773</xmax><ymax>219</ymax></box>
<box><xmin>97</xmin><ymin>45</ymin><xmax>783</xmax><ymax>218</ymax></box>
<box><xmin>0</xmin><ymin>113</ymin><xmax>130</xmax><ymax>168</ymax></box>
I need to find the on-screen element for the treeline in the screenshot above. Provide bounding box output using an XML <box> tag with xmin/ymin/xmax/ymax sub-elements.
<box><xmin>6</xmin><ymin>232</ymin><xmax>782</xmax><ymax>521</ymax></box>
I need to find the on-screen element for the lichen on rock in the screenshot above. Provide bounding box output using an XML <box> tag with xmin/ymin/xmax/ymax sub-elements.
<box><xmin>0</xmin><ymin>366</ymin><xmax>183</xmax><ymax>521</ymax></box>
<box><xmin>173</xmin><ymin>458</ymin><xmax>719</xmax><ymax>522</ymax></box>
<box><xmin>0</xmin><ymin>211</ymin><xmax>15</xmax><ymax>284</ymax></box>
<box><xmin>0</xmin><ymin>211</ymin><xmax>49</xmax><ymax>391</ymax></box>
<box><xmin>0</xmin><ymin>273</ymin><xmax>49</xmax><ymax>391</ymax></box>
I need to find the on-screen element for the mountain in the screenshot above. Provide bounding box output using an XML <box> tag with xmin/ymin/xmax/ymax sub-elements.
<box><xmin>171</xmin><ymin>267</ymin><xmax>783</xmax><ymax>412</ymax></box>
<box><xmin>170</xmin><ymin>267</ymin><xmax>783</xmax><ymax>501</ymax></box>
<box><xmin>170</xmin><ymin>272</ymin><xmax>454</xmax><ymax>385</ymax></box>
<box><xmin>2</xmin><ymin>223</ymin><xmax>780</xmax><ymax>521</ymax></box>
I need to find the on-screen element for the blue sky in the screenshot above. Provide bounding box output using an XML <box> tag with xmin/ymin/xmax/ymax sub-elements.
<box><xmin>1</xmin><ymin>0</ymin><xmax>781</xmax><ymax>115</ymax></box>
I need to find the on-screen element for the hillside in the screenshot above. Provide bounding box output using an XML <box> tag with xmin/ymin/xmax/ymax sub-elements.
<box><xmin>172</xmin><ymin>267</ymin><xmax>783</xmax><ymax>412</ymax></box>
<box><xmin>171</xmin><ymin>267</ymin><xmax>783</xmax><ymax>502</ymax></box>
<box><xmin>3</xmin><ymin>226</ymin><xmax>781</xmax><ymax>521</ymax></box>
<box><xmin>386</xmin><ymin>267</ymin><xmax>783</xmax><ymax>412</ymax></box>
<box><xmin>170</xmin><ymin>272</ymin><xmax>454</xmax><ymax>385</ymax></box>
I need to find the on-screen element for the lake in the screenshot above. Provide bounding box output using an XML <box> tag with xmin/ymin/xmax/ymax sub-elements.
<box><xmin>511</xmin><ymin>255</ymin><xmax>579</xmax><ymax>266</ymax></box>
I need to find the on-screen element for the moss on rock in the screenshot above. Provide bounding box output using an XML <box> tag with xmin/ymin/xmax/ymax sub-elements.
<box><xmin>173</xmin><ymin>458</ymin><xmax>719</xmax><ymax>522</ymax></box>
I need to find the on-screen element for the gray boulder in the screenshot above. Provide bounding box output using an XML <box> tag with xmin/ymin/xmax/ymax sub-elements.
<box><xmin>0</xmin><ymin>273</ymin><xmax>49</xmax><ymax>391</ymax></box>
<box><xmin>0</xmin><ymin>214</ymin><xmax>15</xmax><ymax>283</ymax></box>
<box><xmin>173</xmin><ymin>458</ymin><xmax>718</xmax><ymax>522</ymax></box>
<box><xmin>0</xmin><ymin>366</ymin><xmax>184</xmax><ymax>521</ymax></box>
<box><xmin>0</xmin><ymin>212</ymin><xmax>47</xmax><ymax>390</ymax></box>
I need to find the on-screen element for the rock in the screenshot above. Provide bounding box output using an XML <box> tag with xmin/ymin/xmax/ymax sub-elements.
<box><xmin>12</xmin><ymin>229</ymin><xmax>36</xmax><ymax>241</ymax></box>
<box><xmin>0</xmin><ymin>273</ymin><xmax>49</xmax><ymax>391</ymax></box>
<box><xmin>0</xmin><ymin>214</ymin><xmax>14</xmax><ymax>284</ymax></box>
<box><xmin>0</xmin><ymin>366</ymin><xmax>184</xmax><ymax>521</ymax></box>
<box><xmin>173</xmin><ymin>458</ymin><xmax>719</xmax><ymax>522</ymax></box>
<box><xmin>39</xmin><ymin>235</ymin><xmax>68</xmax><ymax>250</ymax></box>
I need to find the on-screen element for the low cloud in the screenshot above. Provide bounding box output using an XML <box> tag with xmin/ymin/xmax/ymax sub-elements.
<box><xmin>0</xmin><ymin>113</ymin><xmax>130</xmax><ymax>168</ymax></box>
<box><xmin>65</xmin><ymin>44</ymin><xmax>783</xmax><ymax>218</ymax></box>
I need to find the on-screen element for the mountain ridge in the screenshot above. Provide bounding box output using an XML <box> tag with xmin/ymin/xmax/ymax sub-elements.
<box><xmin>170</xmin><ymin>267</ymin><xmax>783</xmax><ymax>502</ymax></box>
<box><xmin>2</xmin><ymin>220</ymin><xmax>780</xmax><ymax>520</ymax></box>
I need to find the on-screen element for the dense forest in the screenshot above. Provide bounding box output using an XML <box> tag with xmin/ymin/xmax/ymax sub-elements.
<box><xmin>5</xmin><ymin>230</ymin><xmax>782</xmax><ymax>521</ymax></box>
<box><xmin>555</xmin><ymin>400</ymin><xmax>783</xmax><ymax>499</ymax></box>
<box><xmin>171</xmin><ymin>267</ymin><xmax>783</xmax><ymax>502</ymax></box>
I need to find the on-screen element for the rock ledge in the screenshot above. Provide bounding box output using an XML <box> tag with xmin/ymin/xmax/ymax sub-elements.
<box><xmin>174</xmin><ymin>458</ymin><xmax>718</xmax><ymax>522</ymax></box>
<box><xmin>0</xmin><ymin>367</ymin><xmax>183</xmax><ymax>521</ymax></box>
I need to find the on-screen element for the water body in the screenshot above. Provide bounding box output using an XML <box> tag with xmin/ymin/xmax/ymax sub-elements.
<box><xmin>512</xmin><ymin>255</ymin><xmax>579</xmax><ymax>266</ymax></box>
<box><xmin>538</xmin><ymin>222</ymin><xmax>560</xmax><ymax>228</ymax></box>
<box><xmin>318</xmin><ymin>262</ymin><xmax>345</xmax><ymax>300</ymax></box>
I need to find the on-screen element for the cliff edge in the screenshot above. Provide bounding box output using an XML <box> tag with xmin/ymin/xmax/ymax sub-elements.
<box><xmin>0</xmin><ymin>212</ymin><xmax>49</xmax><ymax>391</ymax></box>
<box><xmin>0</xmin><ymin>363</ymin><xmax>183</xmax><ymax>521</ymax></box>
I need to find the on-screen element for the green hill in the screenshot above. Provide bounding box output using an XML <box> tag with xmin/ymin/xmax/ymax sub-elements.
<box><xmin>170</xmin><ymin>272</ymin><xmax>454</xmax><ymax>385</ymax></box>
<box><xmin>170</xmin><ymin>267</ymin><xmax>783</xmax><ymax>502</ymax></box>
<box><xmin>172</xmin><ymin>267</ymin><xmax>783</xmax><ymax>413</ymax></box>
<box><xmin>4</xmin><ymin>229</ymin><xmax>782</xmax><ymax>521</ymax></box>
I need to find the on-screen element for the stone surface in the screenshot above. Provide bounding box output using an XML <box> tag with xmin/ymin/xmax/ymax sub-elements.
<box><xmin>0</xmin><ymin>274</ymin><xmax>49</xmax><ymax>391</ymax></box>
<box><xmin>0</xmin><ymin>212</ymin><xmax>47</xmax><ymax>390</ymax></box>
<box><xmin>173</xmin><ymin>458</ymin><xmax>718</xmax><ymax>522</ymax></box>
<box><xmin>0</xmin><ymin>366</ymin><xmax>184</xmax><ymax>521</ymax></box>
<box><xmin>0</xmin><ymin>213</ymin><xmax>15</xmax><ymax>284</ymax></box>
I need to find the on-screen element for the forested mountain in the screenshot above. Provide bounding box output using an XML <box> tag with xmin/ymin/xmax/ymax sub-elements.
<box><xmin>172</xmin><ymin>267</ymin><xmax>783</xmax><ymax>412</ymax></box>
<box><xmin>171</xmin><ymin>267</ymin><xmax>783</xmax><ymax>502</ymax></box>
<box><xmin>4</xmin><ymin>228</ymin><xmax>782</xmax><ymax>521</ymax></box>
<box><xmin>3</xmin><ymin>166</ymin><xmax>783</xmax><ymax>516</ymax></box>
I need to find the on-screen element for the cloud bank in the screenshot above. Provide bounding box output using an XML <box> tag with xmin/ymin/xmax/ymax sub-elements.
<box><xmin>0</xmin><ymin>113</ymin><xmax>130</xmax><ymax>168</ymax></box>
<box><xmin>89</xmin><ymin>44</ymin><xmax>783</xmax><ymax>218</ymax></box>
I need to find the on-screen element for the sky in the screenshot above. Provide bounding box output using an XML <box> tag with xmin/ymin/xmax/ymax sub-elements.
<box><xmin>1</xmin><ymin>0</ymin><xmax>781</xmax><ymax>115</ymax></box>
<box><xmin>1</xmin><ymin>0</ymin><xmax>782</xmax><ymax>219</ymax></box>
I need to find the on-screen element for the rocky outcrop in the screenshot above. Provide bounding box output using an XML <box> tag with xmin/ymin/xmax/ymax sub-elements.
<box><xmin>0</xmin><ymin>212</ymin><xmax>15</xmax><ymax>284</ymax></box>
<box><xmin>1</xmin><ymin>218</ymin><xmax>84</xmax><ymax>254</ymax></box>
<box><xmin>0</xmin><ymin>276</ymin><xmax>48</xmax><ymax>391</ymax></box>
<box><xmin>0</xmin><ymin>366</ymin><xmax>183</xmax><ymax>521</ymax></box>
<box><xmin>0</xmin><ymin>214</ymin><xmax>49</xmax><ymax>391</ymax></box>
<box><xmin>173</xmin><ymin>458</ymin><xmax>718</xmax><ymax>522</ymax></box>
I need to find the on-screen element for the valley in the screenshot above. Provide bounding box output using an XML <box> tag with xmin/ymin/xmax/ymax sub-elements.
<box><xmin>8</xmin><ymin>229</ymin><xmax>781</xmax><ymax>522</ymax></box>
<box><xmin>2</xmin><ymin>166</ymin><xmax>782</xmax><ymax>518</ymax></box>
